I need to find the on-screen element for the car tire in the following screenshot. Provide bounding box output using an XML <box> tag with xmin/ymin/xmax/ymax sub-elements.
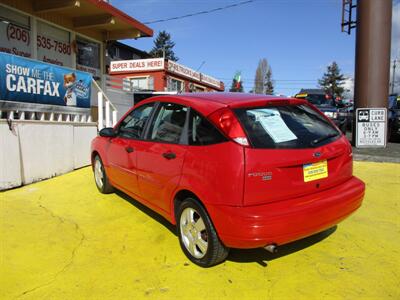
<box><xmin>93</xmin><ymin>155</ymin><xmax>114</xmax><ymax>194</ymax></box>
<box><xmin>177</xmin><ymin>198</ymin><xmax>229</xmax><ymax>267</ymax></box>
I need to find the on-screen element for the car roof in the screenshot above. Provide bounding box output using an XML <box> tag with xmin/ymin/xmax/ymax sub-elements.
<box><xmin>138</xmin><ymin>92</ymin><xmax>303</xmax><ymax>116</ymax></box>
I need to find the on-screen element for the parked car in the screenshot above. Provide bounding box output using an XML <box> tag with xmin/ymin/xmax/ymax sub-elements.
<box><xmin>91</xmin><ymin>93</ymin><xmax>365</xmax><ymax>267</ymax></box>
<box><xmin>295</xmin><ymin>89</ymin><xmax>347</xmax><ymax>133</ymax></box>
<box><xmin>344</xmin><ymin>104</ymin><xmax>354</xmax><ymax>130</ymax></box>
<box><xmin>389</xmin><ymin>94</ymin><xmax>400</xmax><ymax>142</ymax></box>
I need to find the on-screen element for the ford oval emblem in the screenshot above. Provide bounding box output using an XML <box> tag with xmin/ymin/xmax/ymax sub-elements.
<box><xmin>313</xmin><ymin>152</ymin><xmax>322</xmax><ymax>158</ymax></box>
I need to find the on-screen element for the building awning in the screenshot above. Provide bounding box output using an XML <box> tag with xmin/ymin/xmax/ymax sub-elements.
<box><xmin>32</xmin><ymin>0</ymin><xmax>153</xmax><ymax>40</ymax></box>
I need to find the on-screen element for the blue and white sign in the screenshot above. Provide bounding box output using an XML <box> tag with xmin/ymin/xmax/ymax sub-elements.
<box><xmin>0</xmin><ymin>52</ymin><xmax>91</xmax><ymax>108</ymax></box>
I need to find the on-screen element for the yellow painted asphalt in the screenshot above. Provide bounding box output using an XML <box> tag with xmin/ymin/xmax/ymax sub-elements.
<box><xmin>1</xmin><ymin>161</ymin><xmax>399</xmax><ymax>299</ymax></box>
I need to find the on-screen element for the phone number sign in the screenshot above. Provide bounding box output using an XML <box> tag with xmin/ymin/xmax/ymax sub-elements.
<box><xmin>356</xmin><ymin>108</ymin><xmax>387</xmax><ymax>148</ymax></box>
<box><xmin>0</xmin><ymin>22</ymin><xmax>32</xmax><ymax>58</ymax></box>
<box><xmin>37</xmin><ymin>21</ymin><xmax>71</xmax><ymax>67</ymax></box>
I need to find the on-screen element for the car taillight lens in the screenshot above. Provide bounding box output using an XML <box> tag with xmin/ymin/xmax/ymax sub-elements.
<box><xmin>208</xmin><ymin>108</ymin><xmax>249</xmax><ymax>146</ymax></box>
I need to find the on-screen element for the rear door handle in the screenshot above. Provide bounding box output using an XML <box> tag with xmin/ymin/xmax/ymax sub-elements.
<box><xmin>125</xmin><ymin>146</ymin><xmax>134</xmax><ymax>153</ymax></box>
<box><xmin>162</xmin><ymin>152</ymin><xmax>176</xmax><ymax>160</ymax></box>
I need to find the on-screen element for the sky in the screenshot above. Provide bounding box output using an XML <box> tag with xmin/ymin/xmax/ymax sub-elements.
<box><xmin>112</xmin><ymin>0</ymin><xmax>399</xmax><ymax>96</ymax></box>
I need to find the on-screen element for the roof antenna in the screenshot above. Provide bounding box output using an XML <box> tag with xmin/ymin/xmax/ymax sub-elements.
<box><xmin>196</xmin><ymin>61</ymin><xmax>205</xmax><ymax>72</ymax></box>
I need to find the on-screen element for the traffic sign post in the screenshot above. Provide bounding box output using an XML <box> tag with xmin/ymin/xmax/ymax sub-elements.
<box><xmin>355</xmin><ymin>108</ymin><xmax>387</xmax><ymax>148</ymax></box>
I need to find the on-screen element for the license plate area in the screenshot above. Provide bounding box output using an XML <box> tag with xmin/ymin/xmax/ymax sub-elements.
<box><xmin>303</xmin><ymin>160</ymin><xmax>328</xmax><ymax>182</ymax></box>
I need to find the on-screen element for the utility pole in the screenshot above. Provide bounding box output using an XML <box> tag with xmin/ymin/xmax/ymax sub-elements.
<box><xmin>354</xmin><ymin>0</ymin><xmax>392</xmax><ymax>108</ymax></box>
<box><xmin>391</xmin><ymin>59</ymin><xmax>397</xmax><ymax>95</ymax></box>
<box><xmin>350</xmin><ymin>0</ymin><xmax>392</xmax><ymax>147</ymax></box>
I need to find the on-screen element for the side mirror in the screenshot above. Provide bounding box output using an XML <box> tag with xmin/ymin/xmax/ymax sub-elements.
<box><xmin>99</xmin><ymin>127</ymin><xmax>116</xmax><ymax>138</ymax></box>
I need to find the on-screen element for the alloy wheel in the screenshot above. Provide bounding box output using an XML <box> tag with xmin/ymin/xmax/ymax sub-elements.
<box><xmin>94</xmin><ymin>158</ymin><xmax>104</xmax><ymax>189</ymax></box>
<box><xmin>179</xmin><ymin>207</ymin><xmax>208</xmax><ymax>259</ymax></box>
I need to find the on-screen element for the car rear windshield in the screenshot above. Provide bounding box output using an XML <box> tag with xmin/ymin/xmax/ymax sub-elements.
<box><xmin>234</xmin><ymin>104</ymin><xmax>341</xmax><ymax>149</ymax></box>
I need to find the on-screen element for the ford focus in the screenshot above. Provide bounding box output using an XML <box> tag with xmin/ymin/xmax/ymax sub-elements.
<box><xmin>91</xmin><ymin>93</ymin><xmax>365</xmax><ymax>267</ymax></box>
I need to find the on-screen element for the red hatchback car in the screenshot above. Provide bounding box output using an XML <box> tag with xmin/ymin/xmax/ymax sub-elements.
<box><xmin>91</xmin><ymin>93</ymin><xmax>365</xmax><ymax>267</ymax></box>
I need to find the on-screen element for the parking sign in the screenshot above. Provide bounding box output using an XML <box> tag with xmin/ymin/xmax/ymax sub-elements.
<box><xmin>356</xmin><ymin>108</ymin><xmax>387</xmax><ymax>148</ymax></box>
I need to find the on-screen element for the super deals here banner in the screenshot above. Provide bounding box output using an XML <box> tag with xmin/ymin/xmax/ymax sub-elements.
<box><xmin>0</xmin><ymin>52</ymin><xmax>92</xmax><ymax>108</ymax></box>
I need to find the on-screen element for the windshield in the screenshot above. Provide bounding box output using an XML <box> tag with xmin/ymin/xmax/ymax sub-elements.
<box><xmin>234</xmin><ymin>104</ymin><xmax>341</xmax><ymax>149</ymax></box>
<box><xmin>305</xmin><ymin>94</ymin><xmax>334</xmax><ymax>106</ymax></box>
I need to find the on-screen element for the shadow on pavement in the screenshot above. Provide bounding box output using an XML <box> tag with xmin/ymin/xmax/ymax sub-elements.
<box><xmin>227</xmin><ymin>226</ymin><xmax>337</xmax><ymax>267</ymax></box>
<box><xmin>115</xmin><ymin>189</ymin><xmax>337</xmax><ymax>267</ymax></box>
<box><xmin>115</xmin><ymin>190</ymin><xmax>177</xmax><ymax>236</ymax></box>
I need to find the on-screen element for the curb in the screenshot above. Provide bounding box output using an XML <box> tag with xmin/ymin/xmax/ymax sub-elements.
<box><xmin>353</xmin><ymin>154</ymin><xmax>400</xmax><ymax>163</ymax></box>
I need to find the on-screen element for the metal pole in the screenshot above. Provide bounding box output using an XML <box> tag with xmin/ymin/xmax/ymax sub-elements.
<box><xmin>105</xmin><ymin>100</ymin><xmax>110</xmax><ymax>128</ymax></box>
<box><xmin>98</xmin><ymin>91</ymin><xmax>103</xmax><ymax>130</ymax></box>
<box><xmin>352</xmin><ymin>0</ymin><xmax>392</xmax><ymax>144</ymax></box>
<box><xmin>112</xmin><ymin>110</ymin><xmax>117</xmax><ymax>126</ymax></box>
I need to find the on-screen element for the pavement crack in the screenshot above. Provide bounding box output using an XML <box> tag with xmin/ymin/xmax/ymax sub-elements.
<box><xmin>38</xmin><ymin>204</ymin><xmax>65</xmax><ymax>224</ymax></box>
<box><xmin>15</xmin><ymin>205</ymin><xmax>85</xmax><ymax>299</ymax></box>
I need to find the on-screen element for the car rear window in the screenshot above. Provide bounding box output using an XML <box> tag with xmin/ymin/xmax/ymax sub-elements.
<box><xmin>234</xmin><ymin>104</ymin><xmax>341</xmax><ymax>149</ymax></box>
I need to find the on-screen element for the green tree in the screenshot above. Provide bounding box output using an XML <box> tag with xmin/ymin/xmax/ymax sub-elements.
<box><xmin>318</xmin><ymin>61</ymin><xmax>345</xmax><ymax>98</ymax></box>
<box><xmin>229</xmin><ymin>72</ymin><xmax>244</xmax><ymax>92</ymax></box>
<box><xmin>149</xmin><ymin>31</ymin><xmax>179</xmax><ymax>61</ymax></box>
<box><xmin>265</xmin><ymin>68</ymin><xmax>274</xmax><ymax>95</ymax></box>
<box><xmin>254</xmin><ymin>58</ymin><xmax>274</xmax><ymax>95</ymax></box>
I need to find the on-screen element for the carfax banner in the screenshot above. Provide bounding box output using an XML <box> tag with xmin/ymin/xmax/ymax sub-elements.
<box><xmin>0</xmin><ymin>52</ymin><xmax>91</xmax><ymax>108</ymax></box>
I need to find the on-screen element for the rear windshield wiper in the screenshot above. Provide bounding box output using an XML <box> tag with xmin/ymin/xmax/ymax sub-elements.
<box><xmin>311</xmin><ymin>133</ymin><xmax>339</xmax><ymax>146</ymax></box>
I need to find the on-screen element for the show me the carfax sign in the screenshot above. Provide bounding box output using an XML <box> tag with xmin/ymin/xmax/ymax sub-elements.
<box><xmin>356</xmin><ymin>107</ymin><xmax>387</xmax><ymax>148</ymax></box>
<box><xmin>0</xmin><ymin>52</ymin><xmax>92</xmax><ymax>107</ymax></box>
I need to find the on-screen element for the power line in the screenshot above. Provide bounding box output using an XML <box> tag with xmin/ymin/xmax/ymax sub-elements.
<box><xmin>220</xmin><ymin>79</ymin><xmax>317</xmax><ymax>83</ymax></box>
<box><xmin>217</xmin><ymin>77</ymin><xmax>317</xmax><ymax>81</ymax></box>
<box><xmin>144</xmin><ymin>0</ymin><xmax>256</xmax><ymax>24</ymax></box>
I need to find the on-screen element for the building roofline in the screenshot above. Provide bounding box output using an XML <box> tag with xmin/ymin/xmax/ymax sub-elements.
<box><xmin>86</xmin><ymin>0</ymin><xmax>153</xmax><ymax>37</ymax></box>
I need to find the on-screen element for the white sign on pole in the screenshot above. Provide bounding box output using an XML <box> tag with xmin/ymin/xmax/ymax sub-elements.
<box><xmin>356</xmin><ymin>108</ymin><xmax>387</xmax><ymax>148</ymax></box>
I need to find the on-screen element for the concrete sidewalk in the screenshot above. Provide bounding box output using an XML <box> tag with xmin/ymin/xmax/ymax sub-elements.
<box><xmin>346</xmin><ymin>131</ymin><xmax>400</xmax><ymax>163</ymax></box>
<box><xmin>1</xmin><ymin>162</ymin><xmax>399</xmax><ymax>299</ymax></box>
<box><xmin>352</xmin><ymin>142</ymin><xmax>400</xmax><ymax>163</ymax></box>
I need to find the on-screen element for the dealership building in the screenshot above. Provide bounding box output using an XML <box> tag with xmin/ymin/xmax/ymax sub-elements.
<box><xmin>0</xmin><ymin>0</ymin><xmax>154</xmax><ymax>190</ymax></box>
<box><xmin>0</xmin><ymin>0</ymin><xmax>153</xmax><ymax>77</ymax></box>
<box><xmin>0</xmin><ymin>0</ymin><xmax>226</xmax><ymax>191</ymax></box>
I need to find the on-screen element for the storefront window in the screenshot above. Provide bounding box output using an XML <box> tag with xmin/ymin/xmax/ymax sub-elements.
<box><xmin>131</xmin><ymin>77</ymin><xmax>148</xmax><ymax>90</ymax></box>
<box><xmin>168</xmin><ymin>78</ymin><xmax>184</xmax><ymax>92</ymax></box>
<box><xmin>76</xmin><ymin>36</ymin><xmax>101</xmax><ymax>79</ymax></box>
<box><xmin>37</xmin><ymin>21</ymin><xmax>71</xmax><ymax>67</ymax></box>
<box><xmin>194</xmin><ymin>86</ymin><xmax>205</xmax><ymax>92</ymax></box>
<box><xmin>0</xmin><ymin>6</ymin><xmax>31</xmax><ymax>58</ymax></box>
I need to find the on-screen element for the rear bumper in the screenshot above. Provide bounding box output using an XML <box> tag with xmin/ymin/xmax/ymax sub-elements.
<box><xmin>207</xmin><ymin>176</ymin><xmax>365</xmax><ymax>249</ymax></box>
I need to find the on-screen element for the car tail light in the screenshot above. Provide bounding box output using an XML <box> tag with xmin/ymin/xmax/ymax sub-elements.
<box><xmin>208</xmin><ymin>108</ymin><xmax>249</xmax><ymax>146</ymax></box>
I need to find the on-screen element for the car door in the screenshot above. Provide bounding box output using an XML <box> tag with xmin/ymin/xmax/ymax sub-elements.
<box><xmin>135</xmin><ymin>102</ymin><xmax>188</xmax><ymax>212</ymax></box>
<box><xmin>107</xmin><ymin>102</ymin><xmax>155</xmax><ymax>197</ymax></box>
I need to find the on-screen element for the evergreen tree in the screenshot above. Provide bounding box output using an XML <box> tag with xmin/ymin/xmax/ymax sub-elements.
<box><xmin>149</xmin><ymin>31</ymin><xmax>179</xmax><ymax>61</ymax></box>
<box><xmin>229</xmin><ymin>72</ymin><xmax>244</xmax><ymax>92</ymax></box>
<box><xmin>265</xmin><ymin>68</ymin><xmax>274</xmax><ymax>95</ymax></box>
<box><xmin>318</xmin><ymin>61</ymin><xmax>345</xmax><ymax>98</ymax></box>
<box><xmin>254</xmin><ymin>58</ymin><xmax>274</xmax><ymax>94</ymax></box>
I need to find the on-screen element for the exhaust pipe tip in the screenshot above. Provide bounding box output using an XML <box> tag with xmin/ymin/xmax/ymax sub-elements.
<box><xmin>264</xmin><ymin>244</ymin><xmax>277</xmax><ymax>253</ymax></box>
